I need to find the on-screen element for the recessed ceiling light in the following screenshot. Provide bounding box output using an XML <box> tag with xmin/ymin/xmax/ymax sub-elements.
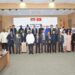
<box><xmin>19</xmin><ymin>0</ymin><xmax>26</xmax><ymax>8</ymax></box>
<box><xmin>48</xmin><ymin>0</ymin><xmax>55</xmax><ymax>8</ymax></box>
<box><xmin>56</xmin><ymin>9</ymin><xmax>59</xmax><ymax>10</ymax></box>
<box><xmin>68</xmin><ymin>8</ymin><xmax>71</xmax><ymax>10</ymax></box>
<box><xmin>1</xmin><ymin>9</ymin><xmax>5</xmax><ymax>11</ymax></box>
<box><xmin>9</xmin><ymin>9</ymin><xmax>12</xmax><ymax>11</ymax></box>
<box><xmin>63</xmin><ymin>8</ymin><xmax>66</xmax><ymax>10</ymax></box>
<box><xmin>15</xmin><ymin>9</ymin><xmax>18</xmax><ymax>11</ymax></box>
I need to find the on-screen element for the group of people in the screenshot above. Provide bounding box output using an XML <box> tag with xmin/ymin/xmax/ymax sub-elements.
<box><xmin>0</xmin><ymin>24</ymin><xmax>75</xmax><ymax>54</ymax></box>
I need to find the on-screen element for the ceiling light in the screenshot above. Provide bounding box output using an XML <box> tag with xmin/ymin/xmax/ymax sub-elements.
<box><xmin>19</xmin><ymin>0</ymin><xmax>26</xmax><ymax>8</ymax></box>
<box><xmin>49</xmin><ymin>0</ymin><xmax>55</xmax><ymax>8</ymax></box>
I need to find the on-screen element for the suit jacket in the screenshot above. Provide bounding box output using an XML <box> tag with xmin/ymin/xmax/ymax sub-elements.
<box><xmin>71</xmin><ymin>33</ymin><xmax>75</xmax><ymax>44</ymax></box>
<box><xmin>46</xmin><ymin>35</ymin><xmax>51</xmax><ymax>44</ymax></box>
<box><xmin>35</xmin><ymin>35</ymin><xmax>40</xmax><ymax>44</ymax></box>
<box><xmin>21</xmin><ymin>34</ymin><xmax>26</xmax><ymax>42</ymax></box>
<box><xmin>15</xmin><ymin>36</ymin><xmax>21</xmax><ymax>45</ymax></box>
<box><xmin>25</xmin><ymin>27</ymin><xmax>31</xmax><ymax>34</ymax></box>
<box><xmin>45</xmin><ymin>28</ymin><xmax>50</xmax><ymax>36</ymax></box>
<box><xmin>7</xmin><ymin>34</ymin><xmax>14</xmax><ymax>45</ymax></box>
<box><xmin>10</xmin><ymin>28</ymin><xmax>17</xmax><ymax>35</ymax></box>
<box><xmin>51</xmin><ymin>34</ymin><xmax>57</xmax><ymax>43</ymax></box>
<box><xmin>50</xmin><ymin>28</ymin><xmax>55</xmax><ymax>35</ymax></box>
<box><xmin>18</xmin><ymin>28</ymin><xmax>24</xmax><ymax>35</ymax></box>
<box><xmin>55</xmin><ymin>28</ymin><xmax>60</xmax><ymax>35</ymax></box>
<box><xmin>39</xmin><ymin>28</ymin><xmax>44</xmax><ymax>35</ymax></box>
<box><xmin>32</xmin><ymin>28</ymin><xmax>37</xmax><ymax>35</ymax></box>
<box><xmin>58</xmin><ymin>35</ymin><xmax>64</xmax><ymax>43</ymax></box>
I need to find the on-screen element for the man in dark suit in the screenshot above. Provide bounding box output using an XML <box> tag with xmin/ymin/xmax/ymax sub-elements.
<box><xmin>32</xmin><ymin>25</ymin><xmax>37</xmax><ymax>36</ymax></box>
<box><xmin>25</xmin><ymin>25</ymin><xmax>31</xmax><ymax>35</ymax></box>
<box><xmin>71</xmin><ymin>33</ymin><xmax>75</xmax><ymax>52</ymax></box>
<box><xmin>55</xmin><ymin>25</ymin><xmax>60</xmax><ymax>52</ymax></box>
<box><xmin>51</xmin><ymin>30</ymin><xmax>57</xmax><ymax>53</ymax></box>
<box><xmin>21</xmin><ymin>32</ymin><xmax>26</xmax><ymax>42</ymax></box>
<box><xmin>50</xmin><ymin>25</ymin><xmax>54</xmax><ymax>35</ymax></box>
<box><xmin>35</xmin><ymin>33</ymin><xmax>40</xmax><ymax>53</ymax></box>
<box><xmin>55</xmin><ymin>25</ymin><xmax>60</xmax><ymax>41</ymax></box>
<box><xmin>32</xmin><ymin>25</ymin><xmax>37</xmax><ymax>43</ymax></box>
<box><xmin>58</xmin><ymin>32</ymin><xmax>64</xmax><ymax>52</ymax></box>
<box><xmin>7</xmin><ymin>31</ymin><xmax>14</xmax><ymax>54</ymax></box>
<box><xmin>39</xmin><ymin>24</ymin><xmax>44</xmax><ymax>36</ymax></box>
<box><xmin>39</xmin><ymin>25</ymin><xmax>44</xmax><ymax>52</ymax></box>
<box><xmin>45</xmin><ymin>26</ymin><xmax>50</xmax><ymax>43</ymax></box>
<box><xmin>46</xmin><ymin>32</ymin><xmax>51</xmax><ymax>53</ymax></box>
<box><xmin>10</xmin><ymin>25</ymin><xmax>17</xmax><ymax>36</ymax></box>
<box><xmin>18</xmin><ymin>25</ymin><xmax>24</xmax><ymax>35</ymax></box>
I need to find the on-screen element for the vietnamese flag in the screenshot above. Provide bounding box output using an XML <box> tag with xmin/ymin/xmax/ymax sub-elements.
<box><xmin>36</xmin><ymin>18</ymin><xmax>42</xmax><ymax>21</ymax></box>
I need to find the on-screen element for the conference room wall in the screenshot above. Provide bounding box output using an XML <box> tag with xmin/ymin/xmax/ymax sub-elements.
<box><xmin>2</xmin><ymin>16</ymin><xmax>13</xmax><ymax>31</ymax></box>
<box><xmin>68</xmin><ymin>12</ymin><xmax>75</xmax><ymax>28</ymax></box>
<box><xmin>58</xmin><ymin>15</ymin><xmax>68</xmax><ymax>28</ymax></box>
<box><xmin>0</xmin><ymin>14</ymin><xmax>74</xmax><ymax>31</ymax></box>
<box><xmin>0</xmin><ymin>16</ymin><xmax>2</xmax><ymax>32</ymax></box>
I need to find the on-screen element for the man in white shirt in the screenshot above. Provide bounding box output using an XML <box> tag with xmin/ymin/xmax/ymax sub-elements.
<box><xmin>26</xmin><ymin>30</ymin><xmax>35</xmax><ymax>54</ymax></box>
<box><xmin>0</xmin><ymin>29</ymin><xmax>8</xmax><ymax>51</ymax></box>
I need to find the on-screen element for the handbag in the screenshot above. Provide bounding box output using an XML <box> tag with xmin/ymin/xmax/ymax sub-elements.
<box><xmin>21</xmin><ymin>42</ymin><xmax>27</xmax><ymax>52</ymax></box>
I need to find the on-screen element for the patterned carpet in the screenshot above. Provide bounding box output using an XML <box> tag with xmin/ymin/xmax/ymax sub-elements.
<box><xmin>0</xmin><ymin>52</ymin><xmax>75</xmax><ymax>75</ymax></box>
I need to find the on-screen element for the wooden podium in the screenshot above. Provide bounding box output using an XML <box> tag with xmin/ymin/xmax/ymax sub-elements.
<box><xmin>0</xmin><ymin>51</ymin><xmax>10</xmax><ymax>71</ymax></box>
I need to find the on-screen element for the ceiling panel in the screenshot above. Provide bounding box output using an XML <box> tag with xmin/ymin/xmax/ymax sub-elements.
<box><xmin>0</xmin><ymin>9</ymin><xmax>75</xmax><ymax>16</ymax></box>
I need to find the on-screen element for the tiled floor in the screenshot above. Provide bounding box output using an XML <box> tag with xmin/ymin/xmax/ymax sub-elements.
<box><xmin>0</xmin><ymin>52</ymin><xmax>75</xmax><ymax>75</ymax></box>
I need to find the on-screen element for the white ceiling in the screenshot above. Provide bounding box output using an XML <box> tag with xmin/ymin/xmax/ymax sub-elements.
<box><xmin>0</xmin><ymin>9</ymin><xmax>75</xmax><ymax>16</ymax></box>
<box><xmin>0</xmin><ymin>0</ymin><xmax>75</xmax><ymax>3</ymax></box>
<box><xmin>0</xmin><ymin>0</ymin><xmax>75</xmax><ymax>16</ymax></box>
